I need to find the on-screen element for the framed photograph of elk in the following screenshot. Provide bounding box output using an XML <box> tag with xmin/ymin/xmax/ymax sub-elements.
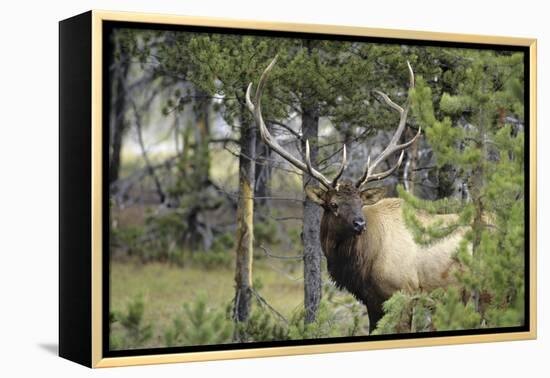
<box><xmin>59</xmin><ymin>10</ymin><xmax>537</xmax><ymax>368</ymax></box>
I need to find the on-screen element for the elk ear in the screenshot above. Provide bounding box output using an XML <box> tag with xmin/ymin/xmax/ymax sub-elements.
<box><xmin>305</xmin><ymin>186</ymin><xmax>326</xmax><ymax>206</ymax></box>
<box><xmin>360</xmin><ymin>187</ymin><xmax>386</xmax><ymax>205</ymax></box>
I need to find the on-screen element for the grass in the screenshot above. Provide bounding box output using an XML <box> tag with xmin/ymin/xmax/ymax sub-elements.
<box><xmin>110</xmin><ymin>258</ymin><xmax>305</xmax><ymax>348</ymax></box>
<box><xmin>110</xmin><ymin>255</ymin><xmax>369</xmax><ymax>349</ymax></box>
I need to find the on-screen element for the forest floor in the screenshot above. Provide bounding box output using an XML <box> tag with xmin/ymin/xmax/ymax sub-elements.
<box><xmin>110</xmin><ymin>256</ymin><xmax>369</xmax><ymax>349</ymax></box>
<box><xmin>110</xmin><ymin>258</ymin><xmax>306</xmax><ymax>348</ymax></box>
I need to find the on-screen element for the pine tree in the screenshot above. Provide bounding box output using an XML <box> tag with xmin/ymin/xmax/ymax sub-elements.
<box><xmin>164</xmin><ymin>295</ymin><xmax>233</xmax><ymax>346</ymax></box>
<box><xmin>110</xmin><ymin>295</ymin><xmax>153</xmax><ymax>350</ymax></box>
<box><xmin>382</xmin><ymin>49</ymin><xmax>526</xmax><ymax>332</ymax></box>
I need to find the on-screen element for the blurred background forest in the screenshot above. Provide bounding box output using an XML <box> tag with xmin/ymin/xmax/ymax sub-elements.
<box><xmin>107</xmin><ymin>27</ymin><xmax>526</xmax><ymax>350</ymax></box>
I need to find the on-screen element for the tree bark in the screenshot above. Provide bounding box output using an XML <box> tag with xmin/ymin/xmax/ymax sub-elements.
<box><xmin>233</xmin><ymin>102</ymin><xmax>256</xmax><ymax>326</ymax></box>
<box><xmin>255</xmin><ymin>132</ymin><xmax>272</xmax><ymax>214</ymax></box>
<box><xmin>194</xmin><ymin>88</ymin><xmax>211</xmax><ymax>187</ymax></box>
<box><xmin>109</xmin><ymin>53</ymin><xmax>130</xmax><ymax>185</ymax></box>
<box><xmin>185</xmin><ymin>89</ymin><xmax>214</xmax><ymax>250</ymax></box>
<box><xmin>301</xmin><ymin>106</ymin><xmax>323</xmax><ymax>324</ymax></box>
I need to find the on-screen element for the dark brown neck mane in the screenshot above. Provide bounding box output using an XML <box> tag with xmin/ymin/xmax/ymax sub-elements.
<box><xmin>319</xmin><ymin>210</ymin><xmax>386</xmax><ymax>327</ymax></box>
<box><xmin>320</xmin><ymin>211</ymin><xmax>372</xmax><ymax>301</ymax></box>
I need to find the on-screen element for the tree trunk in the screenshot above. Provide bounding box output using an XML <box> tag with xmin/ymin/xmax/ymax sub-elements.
<box><xmin>109</xmin><ymin>55</ymin><xmax>130</xmax><ymax>185</ymax></box>
<box><xmin>185</xmin><ymin>89</ymin><xmax>214</xmax><ymax>251</ymax></box>
<box><xmin>194</xmin><ymin>88</ymin><xmax>211</xmax><ymax>187</ymax></box>
<box><xmin>233</xmin><ymin>103</ymin><xmax>256</xmax><ymax>327</ymax></box>
<box><xmin>301</xmin><ymin>106</ymin><xmax>323</xmax><ymax>324</ymax></box>
<box><xmin>255</xmin><ymin>134</ymin><xmax>272</xmax><ymax>215</ymax></box>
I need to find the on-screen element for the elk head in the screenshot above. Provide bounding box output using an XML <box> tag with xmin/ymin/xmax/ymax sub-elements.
<box><xmin>305</xmin><ymin>183</ymin><xmax>386</xmax><ymax>235</ymax></box>
<box><xmin>246</xmin><ymin>56</ymin><xmax>421</xmax><ymax>236</ymax></box>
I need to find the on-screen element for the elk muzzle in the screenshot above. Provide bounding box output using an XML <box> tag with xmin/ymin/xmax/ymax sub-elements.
<box><xmin>352</xmin><ymin>217</ymin><xmax>366</xmax><ymax>234</ymax></box>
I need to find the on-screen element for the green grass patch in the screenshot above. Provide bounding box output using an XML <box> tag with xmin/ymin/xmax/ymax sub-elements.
<box><xmin>110</xmin><ymin>258</ymin><xmax>304</xmax><ymax>348</ymax></box>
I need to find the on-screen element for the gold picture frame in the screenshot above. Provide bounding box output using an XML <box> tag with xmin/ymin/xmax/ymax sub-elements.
<box><xmin>59</xmin><ymin>9</ymin><xmax>537</xmax><ymax>368</ymax></box>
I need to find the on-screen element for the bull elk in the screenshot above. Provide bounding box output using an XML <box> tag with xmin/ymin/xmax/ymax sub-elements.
<box><xmin>246</xmin><ymin>56</ymin><xmax>466</xmax><ymax>332</ymax></box>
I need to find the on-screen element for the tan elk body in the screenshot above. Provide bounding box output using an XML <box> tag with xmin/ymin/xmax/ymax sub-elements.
<box><xmin>247</xmin><ymin>56</ymin><xmax>465</xmax><ymax>331</ymax></box>
<box><xmin>314</xmin><ymin>188</ymin><xmax>466</xmax><ymax>326</ymax></box>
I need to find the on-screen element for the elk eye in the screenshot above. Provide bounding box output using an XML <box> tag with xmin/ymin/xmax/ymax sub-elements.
<box><xmin>330</xmin><ymin>202</ymin><xmax>338</xmax><ymax>209</ymax></box>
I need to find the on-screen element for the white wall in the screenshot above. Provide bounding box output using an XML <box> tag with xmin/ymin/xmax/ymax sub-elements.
<box><xmin>0</xmin><ymin>0</ymin><xmax>547</xmax><ymax>376</ymax></box>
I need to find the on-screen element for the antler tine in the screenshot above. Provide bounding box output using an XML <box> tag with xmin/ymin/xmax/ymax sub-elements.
<box><xmin>356</xmin><ymin>60</ymin><xmax>420</xmax><ymax>188</ymax></box>
<box><xmin>305</xmin><ymin>140</ymin><xmax>316</xmax><ymax>177</ymax></box>
<box><xmin>355</xmin><ymin>154</ymin><xmax>371</xmax><ymax>188</ymax></box>
<box><xmin>305</xmin><ymin>142</ymin><xmax>348</xmax><ymax>188</ymax></box>
<box><xmin>245</xmin><ymin>83</ymin><xmax>255</xmax><ymax>113</ymax></box>
<box><xmin>362</xmin><ymin>150</ymin><xmax>405</xmax><ymax>183</ymax></box>
<box><xmin>399</xmin><ymin>125</ymin><xmax>422</xmax><ymax>150</ymax></box>
<box><xmin>247</xmin><ymin>56</ymin><xmax>349</xmax><ymax>189</ymax></box>
<box><xmin>330</xmin><ymin>145</ymin><xmax>348</xmax><ymax>188</ymax></box>
<box><xmin>372</xmin><ymin>90</ymin><xmax>404</xmax><ymax>114</ymax></box>
<box><xmin>407</xmin><ymin>60</ymin><xmax>415</xmax><ymax>89</ymax></box>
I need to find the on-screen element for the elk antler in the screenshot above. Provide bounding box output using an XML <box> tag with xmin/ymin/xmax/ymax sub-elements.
<box><xmin>246</xmin><ymin>55</ymin><xmax>348</xmax><ymax>189</ymax></box>
<box><xmin>355</xmin><ymin>61</ymin><xmax>421</xmax><ymax>188</ymax></box>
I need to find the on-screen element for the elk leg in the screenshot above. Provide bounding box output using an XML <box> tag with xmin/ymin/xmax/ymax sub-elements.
<box><xmin>366</xmin><ymin>294</ymin><xmax>385</xmax><ymax>334</ymax></box>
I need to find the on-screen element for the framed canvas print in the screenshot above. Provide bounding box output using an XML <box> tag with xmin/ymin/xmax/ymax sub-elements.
<box><xmin>59</xmin><ymin>10</ymin><xmax>537</xmax><ymax>368</ymax></box>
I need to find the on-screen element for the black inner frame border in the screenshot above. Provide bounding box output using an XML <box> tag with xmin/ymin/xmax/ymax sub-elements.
<box><xmin>101</xmin><ymin>20</ymin><xmax>531</xmax><ymax>358</ymax></box>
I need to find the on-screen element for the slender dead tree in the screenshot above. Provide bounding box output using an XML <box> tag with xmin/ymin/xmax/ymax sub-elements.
<box><xmin>130</xmin><ymin>93</ymin><xmax>166</xmax><ymax>204</ymax></box>
<box><xmin>233</xmin><ymin>90</ymin><xmax>257</xmax><ymax>327</ymax></box>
